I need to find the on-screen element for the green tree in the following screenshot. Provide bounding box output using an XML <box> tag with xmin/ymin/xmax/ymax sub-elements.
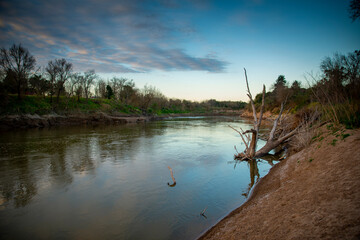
<box><xmin>106</xmin><ymin>85</ymin><xmax>114</xmax><ymax>99</ymax></box>
<box><xmin>29</xmin><ymin>74</ymin><xmax>50</xmax><ymax>97</ymax></box>
<box><xmin>291</xmin><ymin>80</ymin><xmax>301</xmax><ymax>90</ymax></box>
<box><xmin>273</xmin><ymin>75</ymin><xmax>289</xmax><ymax>105</ymax></box>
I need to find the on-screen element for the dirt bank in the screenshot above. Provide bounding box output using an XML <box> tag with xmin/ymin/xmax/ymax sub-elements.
<box><xmin>200</xmin><ymin>126</ymin><xmax>360</xmax><ymax>239</ymax></box>
<box><xmin>0</xmin><ymin>111</ymin><xmax>242</xmax><ymax>130</ymax></box>
<box><xmin>0</xmin><ymin>113</ymin><xmax>151</xmax><ymax>130</ymax></box>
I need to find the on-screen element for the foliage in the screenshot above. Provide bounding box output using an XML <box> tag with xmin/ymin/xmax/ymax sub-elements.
<box><xmin>350</xmin><ymin>0</ymin><xmax>360</xmax><ymax>21</ymax></box>
<box><xmin>106</xmin><ymin>85</ymin><xmax>114</xmax><ymax>99</ymax></box>
<box><xmin>0</xmin><ymin>44</ymin><xmax>36</xmax><ymax>99</ymax></box>
<box><xmin>248</xmin><ymin>50</ymin><xmax>360</xmax><ymax>129</ymax></box>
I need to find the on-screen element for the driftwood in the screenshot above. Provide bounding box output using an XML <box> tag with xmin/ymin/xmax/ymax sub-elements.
<box><xmin>167</xmin><ymin>166</ymin><xmax>176</xmax><ymax>187</ymax></box>
<box><xmin>232</xmin><ymin>69</ymin><xmax>302</xmax><ymax>160</ymax></box>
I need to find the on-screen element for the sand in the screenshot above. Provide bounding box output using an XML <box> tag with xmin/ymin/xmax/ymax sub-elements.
<box><xmin>199</xmin><ymin>126</ymin><xmax>360</xmax><ymax>240</ymax></box>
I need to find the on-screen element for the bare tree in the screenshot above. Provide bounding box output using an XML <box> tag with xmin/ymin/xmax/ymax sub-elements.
<box><xmin>95</xmin><ymin>79</ymin><xmax>107</xmax><ymax>98</ymax></box>
<box><xmin>46</xmin><ymin>58</ymin><xmax>72</xmax><ymax>103</ymax></box>
<box><xmin>0</xmin><ymin>44</ymin><xmax>36</xmax><ymax>99</ymax></box>
<box><xmin>140</xmin><ymin>84</ymin><xmax>166</xmax><ymax>111</ymax></box>
<box><xmin>110</xmin><ymin>77</ymin><xmax>126</xmax><ymax>100</ymax></box>
<box><xmin>232</xmin><ymin>69</ymin><xmax>301</xmax><ymax>160</ymax></box>
<box><xmin>82</xmin><ymin>70</ymin><xmax>97</xmax><ymax>99</ymax></box>
<box><xmin>120</xmin><ymin>80</ymin><xmax>137</xmax><ymax>104</ymax></box>
<box><xmin>46</xmin><ymin>60</ymin><xmax>57</xmax><ymax>102</ymax></box>
<box><xmin>65</xmin><ymin>73</ymin><xmax>82</xmax><ymax>98</ymax></box>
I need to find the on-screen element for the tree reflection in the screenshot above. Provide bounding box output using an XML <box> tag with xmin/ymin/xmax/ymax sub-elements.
<box><xmin>0</xmin><ymin>123</ymin><xmax>169</xmax><ymax>208</ymax></box>
<box><xmin>0</xmin><ymin>157</ymin><xmax>38</xmax><ymax>208</ymax></box>
<box><xmin>241</xmin><ymin>159</ymin><xmax>260</xmax><ymax>198</ymax></box>
<box><xmin>233</xmin><ymin>153</ymin><xmax>282</xmax><ymax>198</ymax></box>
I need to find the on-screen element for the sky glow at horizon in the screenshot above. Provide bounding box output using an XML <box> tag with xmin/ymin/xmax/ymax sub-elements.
<box><xmin>0</xmin><ymin>0</ymin><xmax>359</xmax><ymax>101</ymax></box>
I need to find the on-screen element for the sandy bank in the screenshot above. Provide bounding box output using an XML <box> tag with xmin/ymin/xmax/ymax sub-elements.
<box><xmin>199</xmin><ymin>126</ymin><xmax>360</xmax><ymax>239</ymax></box>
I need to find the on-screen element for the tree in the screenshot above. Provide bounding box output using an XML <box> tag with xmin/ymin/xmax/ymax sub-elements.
<box><xmin>273</xmin><ymin>75</ymin><xmax>289</xmax><ymax>105</ymax></box>
<box><xmin>106</xmin><ymin>85</ymin><xmax>114</xmax><ymax>99</ymax></box>
<box><xmin>46</xmin><ymin>58</ymin><xmax>72</xmax><ymax>103</ymax></box>
<box><xmin>274</xmin><ymin>75</ymin><xmax>286</xmax><ymax>88</ymax></box>
<box><xmin>82</xmin><ymin>70</ymin><xmax>97</xmax><ymax>99</ymax></box>
<box><xmin>110</xmin><ymin>77</ymin><xmax>126</xmax><ymax>100</ymax></box>
<box><xmin>119</xmin><ymin>80</ymin><xmax>136</xmax><ymax>104</ymax></box>
<box><xmin>231</xmin><ymin>69</ymin><xmax>302</xmax><ymax>160</ymax></box>
<box><xmin>313</xmin><ymin>51</ymin><xmax>360</xmax><ymax>126</ymax></box>
<box><xmin>140</xmin><ymin>84</ymin><xmax>166</xmax><ymax>111</ymax></box>
<box><xmin>29</xmin><ymin>74</ymin><xmax>50</xmax><ymax>97</ymax></box>
<box><xmin>291</xmin><ymin>80</ymin><xmax>301</xmax><ymax>90</ymax></box>
<box><xmin>350</xmin><ymin>0</ymin><xmax>360</xmax><ymax>21</ymax></box>
<box><xmin>95</xmin><ymin>79</ymin><xmax>107</xmax><ymax>98</ymax></box>
<box><xmin>0</xmin><ymin>44</ymin><xmax>36</xmax><ymax>99</ymax></box>
<box><xmin>65</xmin><ymin>73</ymin><xmax>81</xmax><ymax>98</ymax></box>
<box><xmin>318</xmin><ymin>51</ymin><xmax>360</xmax><ymax>103</ymax></box>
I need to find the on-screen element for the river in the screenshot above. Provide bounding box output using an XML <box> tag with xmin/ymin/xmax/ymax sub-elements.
<box><xmin>0</xmin><ymin>116</ymin><xmax>276</xmax><ymax>239</ymax></box>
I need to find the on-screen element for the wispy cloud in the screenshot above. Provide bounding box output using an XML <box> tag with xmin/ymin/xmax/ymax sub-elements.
<box><xmin>0</xmin><ymin>0</ymin><xmax>228</xmax><ymax>73</ymax></box>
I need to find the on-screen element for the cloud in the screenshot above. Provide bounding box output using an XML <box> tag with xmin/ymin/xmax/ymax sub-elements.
<box><xmin>0</xmin><ymin>0</ymin><xmax>228</xmax><ymax>73</ymax></box>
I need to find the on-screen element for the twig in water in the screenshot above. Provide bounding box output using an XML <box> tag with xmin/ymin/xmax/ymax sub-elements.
<box><xmin>167</xmin><ymin>166</ymin><xmax>176</xmax><ymax>187</ymax></box>
<box><xmin>200</xmin><ymin>206</ymin><xmax>208</xmax><ymax>218</ymax></box>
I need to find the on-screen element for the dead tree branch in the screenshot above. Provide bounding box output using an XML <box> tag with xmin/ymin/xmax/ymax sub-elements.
<box><xmin>229</xmin><ymin>125</ymin><xmax>249</xmax><ymax>153</ymax></box>
<box><xmin>234</xmin><ymin>69</ymin><xmax>303</xmax><ymax>160</ymax></box>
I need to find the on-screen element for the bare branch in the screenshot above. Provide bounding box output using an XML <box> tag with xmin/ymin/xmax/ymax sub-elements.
<box><xmin>244</xmin><ymin>68</ymin><xmax>257</xmax><ymax>124</ymax></box>
<box><xmin>257</xmin><ymin>84</ymin><xmax>266</xmax><ymax>130</ymax></box>
<box><xmin>240</xmin><ymin>127</ymin><xmax>251</xmax><ymax>143</ymax></box>
<box><xmin>243</xmin><ymin>129</ymin><xmax>256</xmax><ymax>134</ymax></box>
<box><xmin>229</xmin><ymin>125</ymin><xmax>249</xmax><ymax>153</ymax></box>
<box><xmin>268</xmin><ymin>100</ymin><xmax>285</xmax><ymax>141</ymax></box>
<box><xmin>276</xmin><ymin>127</ymin><xmax>298</xmax><ymax>143</ymax></box>
<box><xmin>234</xmin><ymin>145</ymin><xmax>240</xmax><ymax>154</ymax></box>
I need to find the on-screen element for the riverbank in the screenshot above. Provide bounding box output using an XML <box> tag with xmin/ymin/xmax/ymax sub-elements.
<box><xmin>0</xmin><ymin>111</ymin><xmax>242</xmax><ymax>130</ymax></box>
<box><xmin>0</xmin><ymin>113</ymin><xmax>152</xmax><ymax>130</ymax></box>
<box><xmin>199</xmin><ymin>125</ymin><xmax>360</xmax><ymax>239</ymax></box>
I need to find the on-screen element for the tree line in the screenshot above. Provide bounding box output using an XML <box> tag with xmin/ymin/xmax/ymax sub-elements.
<box><xmin>0</xmin><ymin>44</ymin><xmax>245</xmax><ymax>114</ymax></box>
<box><xmin>250</xmin><ymin>50</ymin><xmax>360</xmax><ymax>128</ymax></box>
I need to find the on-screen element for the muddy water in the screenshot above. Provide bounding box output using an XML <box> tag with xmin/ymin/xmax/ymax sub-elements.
<box><xmin>0</xmin><ymin>117</ymin><xmax>275</xmax><ymax>240</ymax></box>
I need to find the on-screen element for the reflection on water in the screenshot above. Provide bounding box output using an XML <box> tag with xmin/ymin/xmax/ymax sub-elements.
<box><xmin>0</xmin><ymin>117</ymin><xmax>277</xmax><ymax>240</ymax></box>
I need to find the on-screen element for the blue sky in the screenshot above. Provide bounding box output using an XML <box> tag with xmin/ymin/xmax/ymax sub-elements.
<box><xmin>1</xmin><ymin>0</ymin><xmax>359</xmax><ymax>101</ymax></box>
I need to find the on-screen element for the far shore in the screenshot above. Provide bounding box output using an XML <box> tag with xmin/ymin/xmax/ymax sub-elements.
<box><xmin>0</xmin><ymin>111</ymin><xmax>242</xmax><ymax>130</ymax></box>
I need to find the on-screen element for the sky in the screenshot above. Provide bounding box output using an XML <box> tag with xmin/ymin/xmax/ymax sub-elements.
<box><xmin>0</xmin><ymin>0</ymin><xmax>359</xmax><ymax>101</ymax></box>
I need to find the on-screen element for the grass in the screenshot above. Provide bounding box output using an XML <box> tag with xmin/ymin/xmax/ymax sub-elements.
<box><xmin>0</xmin><ymin>95</ymin><xmax>209</xmax><ymax>116</ymax></box>
<box><xmin>341</xmin><ymin>133</ymin><xmax>350</xmax><ymax>140</ymax></box>
<box><xmin>0</xmin><ymin>95</ymin><xmax>143</xmax><ymax>115</ymax></box>
<box><xmin>330</xmin><ymin>139</ymin><xmax>338</xmax><ymax>146</ymax></box>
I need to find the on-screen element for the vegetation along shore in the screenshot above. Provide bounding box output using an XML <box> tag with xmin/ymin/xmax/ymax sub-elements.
<box><xmin>1</xmin><ymin>35</ymin><xmax>360</xmax><ymax>240</ymax></box>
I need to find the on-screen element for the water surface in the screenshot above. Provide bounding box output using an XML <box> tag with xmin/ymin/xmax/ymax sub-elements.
<box><xmin>0</xmin><ymin>117</ymin><xmax>276</xmax><ymax>239</ymax></box>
